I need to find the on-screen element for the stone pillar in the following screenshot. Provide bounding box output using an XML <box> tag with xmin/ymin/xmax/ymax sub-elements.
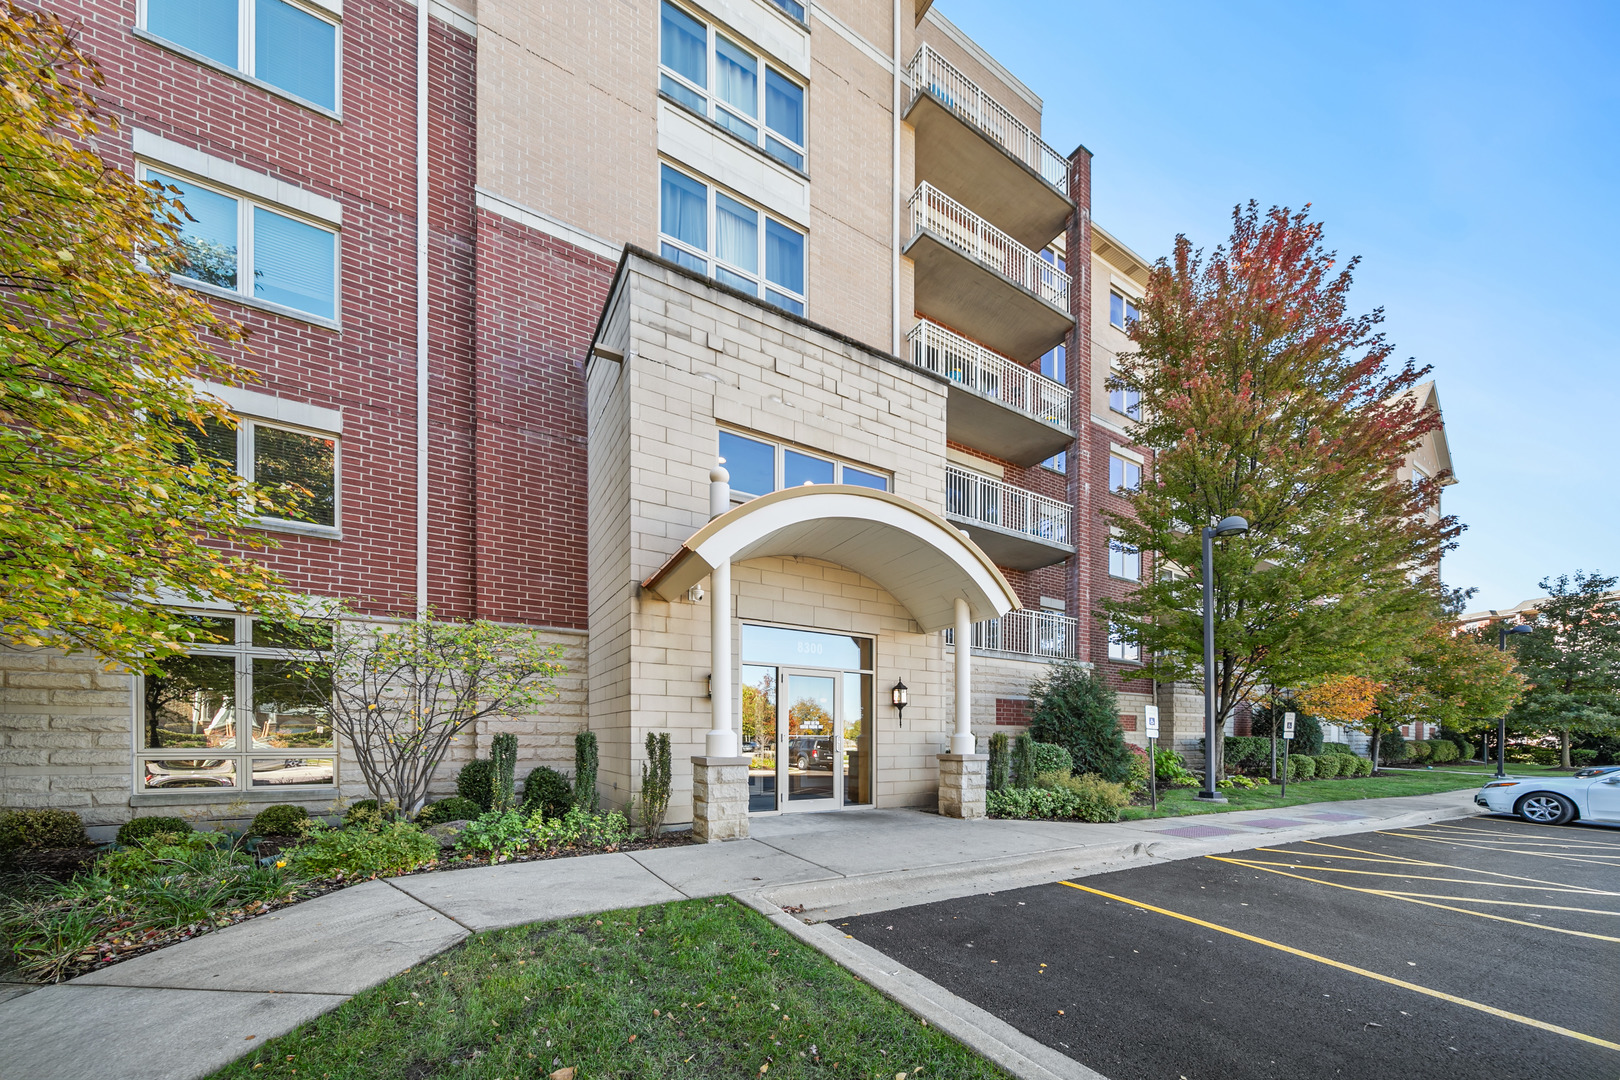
<box><xmin>691</xmin><ymin>755</ymin><xmax>750</xmax><ymax>842</ymax></box>
<box><xmin>949</xmin><ymin>596</ymin><xmax>975</xmax><ymax>755</ymax></box>
<box><xmin>937</xmin><ymin>753</ymin><xmax>988</xmax><ymax>819</ymax></box>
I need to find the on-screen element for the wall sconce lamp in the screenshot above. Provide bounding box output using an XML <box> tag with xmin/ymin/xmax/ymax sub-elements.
<box><xmin>891</xmin><ymin>680</ymin><xmax>908</xmax><ymax>727</ymax></box>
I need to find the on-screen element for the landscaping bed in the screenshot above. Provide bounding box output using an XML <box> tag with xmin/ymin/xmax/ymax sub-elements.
<box><xmin>206</xmin><ymin>897</ymin><xmax>1013</xmax><ymax>1080</ymax></box>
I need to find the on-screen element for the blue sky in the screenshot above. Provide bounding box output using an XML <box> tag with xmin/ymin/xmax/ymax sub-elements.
<box><xmin>936</xmin><ymin>0</ymin><xmax>1619</xmax><ymax>611</ymax></box>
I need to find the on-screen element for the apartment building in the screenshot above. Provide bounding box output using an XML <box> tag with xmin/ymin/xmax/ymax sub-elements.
<box><xmin>1</xmin><ymin>0</ymin><xmax>1171</xmax><ymax>838</ymax></box>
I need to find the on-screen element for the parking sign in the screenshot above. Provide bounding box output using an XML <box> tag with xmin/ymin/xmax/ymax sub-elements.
<box><xmin>1145</xmin><ymin>705</ymin><xmax>1159</xmax><ymax>739</ymax></box>
<box><xmin>1284</xmin><ymin>711</ymin><xmax>1296</xmax><ymax>740</ymax></box>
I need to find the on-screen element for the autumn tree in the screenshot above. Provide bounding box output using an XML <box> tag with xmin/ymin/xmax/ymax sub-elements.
<box><xmin>1503</xmin><ymin>571</ymin><xmax>1620</xmax><ymax>768</ymax></box>
<box><xmin>0</xmin><ymin>6</ymin><xmax>292</xmax><ymax>669</ymax></box>
<box><xmin>1101</xmin><ymin>204</ymin><xmax>1457</xmax><ymax>779</ymax></box>
<box><xmin>1369</xmin><ymin>627</ymin><xmax>1523</xmax><ymax>769</ymax></box>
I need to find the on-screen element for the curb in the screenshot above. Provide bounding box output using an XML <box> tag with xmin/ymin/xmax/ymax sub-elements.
<box><xmin>736</xmin><ymin>893</ymin><xmax>1109</xmax><ymax>1080</ymax></box>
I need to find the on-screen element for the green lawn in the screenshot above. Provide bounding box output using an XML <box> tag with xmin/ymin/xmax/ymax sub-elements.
<box><xmin>209</xmin><ymin>897</ymin><xmax>1012</xmax><ymax>1080</ymax></box>
<box><xmin>1118</xmin><ymin>770</ymin><xmax>1486</xmax><ymax>820</ymax></box>
<box><xmin>1414</xmin><ymin>762</ymin><xmax>1583</xmax><ymax>778</ymax></box>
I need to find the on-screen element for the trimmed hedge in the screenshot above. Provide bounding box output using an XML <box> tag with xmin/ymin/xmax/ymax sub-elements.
<box><xmin>456</xmin><ymin>759</ymin><xmax>495</xmax><ymax>811</ymax></box>
<box><xmin>521</xmin><ymin>766</ymin><xmax>574</xmax><ymax>819</ymax></box>
<box><xmin>1314</xmin><ymin>753</ymin><xmax>1343</xmax><ymax>779</ymax></box>
<box><xmin>1426</xmin><ymin>739</ymin><xmax>1459</xmax><ymax>764</ymax></box>
<box><xmin>1319</xmin><ymin>743</ymin><xmax>1357</xmax><ymax>757</ymax></box>
<box><xmin>1288</xmin><ymin>754</ymin><xmax>1316</xmax><ymax>781</ymax></box>
<box><xmin>1378</xmin><ymin>731</ymin><xmax>1408</xmax><ymax>764</ymax></box>
<box><xmin>1351</xmin><ymin>756</ymin><xmax>1374</xmax><ymax>777</ymax></box>
<box><xmin>417</xmin><ymin>796</ymin><xmax>483</xmax><ymax>825</ymax></box>
<box><xmin>250</xmin><ymin>804</ymin><xmax>309</xmax><ymax>836</ymax></box>
<box><xmin>1032</xmin><ymin>742</ymin><xmax>1074</xmax><ymax>778</ymax></box>
<box><xmin>116</xmin><ymin>816</ymin><xmax>192</xmax><ymax>845</ymax></box>
<box><xmin>0</xmin><ymin>808</ymin><xmax>88</xmax><ymax>851</ymax></box>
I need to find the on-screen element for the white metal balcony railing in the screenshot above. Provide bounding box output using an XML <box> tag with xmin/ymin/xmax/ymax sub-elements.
<box><xmin>909</xmin><ymin>182</ymin><xmax>1071</xmax><ymax>311</ymax></box>
<box><xmin>908</xmin><ymin>319</ymin><xmax>1071</xmax><ymax>431</ymax></box>
<box><xmin>945</xmin><ymin>464</ymin><xmax>1071</xmax><ymax>546</ymax></box>
<box><xmin>945</xmin><ymin>609</ymin><xmax>1079</xmax><ymax>660</ymax></box>
<box><xmin>908</xmin><ymin>44</ymin><xmax>1069</xmax><ymax>195</ymax></box>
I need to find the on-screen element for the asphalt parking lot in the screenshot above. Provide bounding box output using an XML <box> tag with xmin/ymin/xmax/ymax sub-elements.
<box><xmin>844</xmin><ymin>816</ymin><xmax>1620</xmax><ymax>1080</ymax></box>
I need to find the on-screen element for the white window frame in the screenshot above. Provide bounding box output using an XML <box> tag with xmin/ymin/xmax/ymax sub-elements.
<box><xmin>659</xmin><ymin>1</ymin><xmax>808</xmax><ymax>171</ymax></box>
<box><xmin>659</xmin><ymin>162</ymin><xmax>807</xmax><ymax>315</ymax></box>
<box><xmin>718</xmin><ymin>428</ymin><xmax>889</xmax><ymax>500</ymax></box>
<box><xmin>1109</xmin><ymin>454</ymin><xmax>1141</xmax><ymax>493</ymax></box>
<box><xmin>137</xmin><ymin>162</ymin><xmax>342</xmax><ymax>326</ymax></box>
<box><xmin>1108</xmin><ymin>536</ymin><xmax>1140</xmax><ymax>581</ymax></box>
<box><xmin>1109</xmin><ymin>384</ymin><xmax>1141</xmax><ymax>420</ymax></box>
<box><xmin>1109</xmin><ymin>290</ymin><xmax>1140</xmax><ymax>330</ymax></box>
<box><xmin>136</xmin><ymin>0</ymin><xmax>343</xmax><ymax>115</ymax></box>
<box><xmin>132</xmin><ymin>611</ymin><xmax>337</xmax><ymax>797</ymax></box>
<box><xmin>1108</xmin><ymin>624</ymin><xmax>1141</xmax><ymax>663</ymax></box>
<box><xmin>201</xmin><ymin>411</ymin><xmax>342</xmax><ymax>538</ymax></box>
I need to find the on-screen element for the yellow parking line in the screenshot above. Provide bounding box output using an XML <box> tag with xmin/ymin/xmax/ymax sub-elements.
<box><xmin>1415</xmin><ymin>828</ymin><xmax>1620</xmax><ymax>851</ymax></box>
<box><xmin>1294</xmin><ymin>840</ymin><xmax>1615</xmax><ymax>892</ymax></box>
<box><xmin>1423</xmin><ymin>823</ymin><xmax>1620</xmax><ymax>848</ymax></box>
<box><xmin>1210</xmin><ymin>858</ymin><xmax>1620</xmax><ymax>943</ymax></box>
<box><xmin>1215</xmin><ymin>858</ymin><xmax>1620</xmax><ymax>896</ymax></box>
<box><xmin>1056</xmin><ymin>879</ymin><xmax>1620</xmax><ymax>1052</ymax></box>
<box><xmin>1377</xmin><ymin>831</ymin><xmax>1620</xmax><ymax>868</ymax></box>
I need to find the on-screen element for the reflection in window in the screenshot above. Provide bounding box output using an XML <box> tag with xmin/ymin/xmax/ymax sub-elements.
<box><xmin>144</xmin><ymin>0</ymin><xmax>339</xmax><ymax>111</ymax></box>
<box><xmin>718</xmin><ymin>429</ymin><xmax>888</xmax><ymax>500</ymax></box>
<box><xmin>253</xmin><ymin>425</ymin><xmax>337</xmax><ymax>527</ymax></box>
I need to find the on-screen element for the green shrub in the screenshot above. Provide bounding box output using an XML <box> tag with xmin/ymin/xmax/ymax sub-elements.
<box><xmin>489</xmin><ymin>733</ymin><xmax>518</xmax><ymax>813</ymax></box>
<box><xmin>1427</xmin><ymin>739</ymin><xmax>1458</xmax><ymax>764</ymax></box>
<box><xmin>1378</xmin><ymin>730</ymin><xmax>1408</xmax><ymax>765</ymax></box>
<box><xmin>456</xmin><ymin>759</ymin><xmax>495</xmax><ymax>811</ymax></box>
<box><xmin>1288</xmin><ymin>754</ymin><xmax>1316</xmax><ymax>781</ymax></box>
<box><xmin>1531</xmin><ymin>747</ymin><xmax>1559</xmax><ymax>766</ymax></box>
<box><xmin>291</xmin><ymin>819</ymin><xmax>439</xmax><ymax>877</ymax></box>
<box><xmin>991</xmin><ymin>773</ymin><xmax>1130</xmax><ymax>823</ymax></box>
<box><xmin>1350</xmin><ymin>755</ymin><xmax>1374</xmax><ymax>777</ymax></box>
<box><xmin>987</xmin><ymin>732</ymin><xmax>1011</xmax><ymax>792</ymax></box>
<box><xmin>1251</xmin><ymin>700</ymin><xmax>1324</xmax><ymax>755</ymax></box>
<box><xmin>1028</xmin><ymin>661</ymin><xmax>1133</xmax><ymax>784</ymax></box>
<box><xmin>1125</xmin><ymin>743</ymin><xmax>1150</xmax><ymax>793</ymax></box>
<box><xmin>638</xmin><ymin>731</ymin><xmax>673</xmax><ymax>838</ymax></box>
<box><xmin>1572</xmin><ymin>748</ymin><xmax>1598</xmax><ymax>766</ymax></box>
<box><xmin>1406</xmin><ymin>740</ymin><xmax>1432</xmax><ymax>764</ymax></box>
<box><xmin>1319</xmin><ymin>743</ymin><xmax>1357</xmax><ymax>757</ymax></box>
<box><xmin>456</xmin><ymin>810</ymin><xmax>531</xmax><ymax>862</ymax></box>
<box><xmin>115</xmin><ymin>816</ymin><xmax>192</xmax><ymax>846</ymax></box>
<box><xmin>1218</xmin><ymin>736</ymin><xmax>1272</xmax><ymax>773</ymax></box>
<box><xmin>456</xmin><ymin>806</ymin><xmax>633</xmax><ymax>862</ymax></box>
<box><xmin>1012</xmin><ymin>732</ymin><xmax>1037</xmax><ymax>788</ymax></box>
<box><xmin>1313</xmin><ymin>753</ymin><xmax>1342</xmax><ymax>779</ymax></box>
<box><xmin>1031</xmin><ymin>742</ymin><xmax>1073</xmax><ymax>778</ymax></box>
<box><xmin>574</xmin><ymin>731</ymin><xmax>599</xmax><ymax>810</ymax></box>
<box><xmin>520</xmin><ymin>767</ymin><xmax>573</xmax><ymax>818</ymax></box>
<box><xmin>344</xmin><ymin>799</ymin><xmax>391</xmax><ymax>828</ymax></box>
<box><xmin>1217</xmin><ymin>774</ymin><xmax>1269</xmax><ymax>791</ymax></box>
<box><xmin>417</xmin><ymin>796</ymin><xmax>482</xmax><ymax>825</ymax></box>
<box><xmin>0</xmin><ymin>808</ymin><xmax>88</xmax><ymax>852</ymax></box>
<box><xmin>250</xmin><ymin>804</ymin><xmax>309</xmax><ymax>836</ymax></box>
<box><xmin>1155</xmin><ymin>748</ymin><xmax>1199</xmax><ymax>786</ymax></box>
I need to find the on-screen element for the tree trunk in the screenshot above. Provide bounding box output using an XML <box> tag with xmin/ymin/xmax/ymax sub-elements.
<box><xmin>1560</xmin><ymin>729</ymin><xmax>1572</xmax><ymax>770</ymax></box>
<box><xmin>1371</xmin><ymin>731</ymin><xmax>1381</xmax><ymax>774</ymax></box>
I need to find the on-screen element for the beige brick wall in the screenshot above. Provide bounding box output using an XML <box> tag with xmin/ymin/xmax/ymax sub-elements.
<box><xmin>0</xmin><ymin>648</ymin><xmax>134</xmax><ymax>827</ymax></box>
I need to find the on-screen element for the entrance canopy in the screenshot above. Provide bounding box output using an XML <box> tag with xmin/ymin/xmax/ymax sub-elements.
<box><xmin>642</xmin><ymin>485</ymin><xmax>1020</xmax><ymax>632</ymax></box>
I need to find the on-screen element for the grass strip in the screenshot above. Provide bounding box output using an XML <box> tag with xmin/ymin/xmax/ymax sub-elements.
<box><xmin>1119</xmin><ymin>771</ymin><xmax>1485</xmax><ymax>820</ymax></box>
<box><xmin>209</xmin><ymin>897</ymin><xmax>1013</xmax><ymax>1080</ymax></box>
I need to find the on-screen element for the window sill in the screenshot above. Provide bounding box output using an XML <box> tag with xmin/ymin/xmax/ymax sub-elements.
<box><xmin>172</xmin><ymin>275</ymin><xmax>342</xmax><ymax>331</ymax></box>
<box><xmin>658</xmin><ymin>90</ymin><xmax>811</xmax><ymax>183</ymax></box>
<box><xmin>131</xmin><ymin>28</ymin><xmax>342</xmax><ymax>121</ymax></box>
<box><xmin>131</xmin><ymin>788</ymin><xmax>336</xmax><ymax>806</ymax></box>
<box><xmin>1107</xmin><ymin>574</ymin><xmax>1141</xmax><ymax>583</ymax></box>
<box><xmin>252</xmin><ymin>517</ymin><xmax>342</xmax><ymax>540</ymax></box>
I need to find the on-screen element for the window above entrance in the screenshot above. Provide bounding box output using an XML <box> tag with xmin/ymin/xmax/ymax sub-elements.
<box><xmin>719</xmin><ymin>429</ymin><xmax>889</xmax><ymax>500</ymax></box>
<box><xmin>742</xmin><ymin>624</ymin><xmax>873</xmax><ymax>670</ymax></box>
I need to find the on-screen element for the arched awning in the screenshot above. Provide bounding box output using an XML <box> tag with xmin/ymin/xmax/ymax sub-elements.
<box><xmin>642</xmin><ymin>485</ymin><xmax>1020</xmax><ymax>632</ymax></box>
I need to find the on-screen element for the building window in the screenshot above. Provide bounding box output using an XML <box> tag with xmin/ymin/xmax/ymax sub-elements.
<box><xmin>187</xmin><ymin>414</ymin><xmax>339</xmax><ymax>532</ymax></box>
<box><xmin>1411</xmin><ymin>464</ymin><xmax>1428</xmax><ymax>490</ymax></box>
<box><xmin>142</xmin><ymin>166</ymin><xmax>338</xmax><ymax>321</ymax></box>
<box><xmin>1107</xmin><ymin>624</ymin><xmax>1140</xmax><ymax>663</ymax></box>
<box><xmin>765</xmin><ymin>0</ymin><xmax>806</xmax><ymax>20</ymax></box>
<box><xmin>660</xmin><ymin>164</ymin><xmax>806</xmax><ymax>315</ymax></box>
<box><xmin>1109</xmin><ymin>384</ymin><xmax>1141</xmax><ymax>420</ymax></box>
<box><xmin>659</xmin><ymin>2</ymin><xmax>807</xmax><ymax>170</ymax></box>
<box><xmin>138</xmin><ymin>613</ymin><xmax>335</xmax><ymax>793</ymax></box>
<box><xmin>142</xmin><ymin>0</ymin><xmax>339</xmax><ymax>112</ymax></box>
<box><xmin>1109</xmin><ymin>538</ymin><xmax>1140</xmax><ymax>581</ymax></box>
<box><xmin>1040</xmin><ymin>342</ymin><xmax>1065</xmax><ymax>384</ymax></box>
<box><xmin>1109</xmin><ymin>291</ymin><xmax>1140</xmax><ymax>330</ymax></box>
<box><xmin>1041</xmin><ymin>451</ymin><xmax>1066</xmax><ymax>473</ymax></box>
<box><xmin>1109</xmin><ymin>454</ymin><xmax>1141</xmax><ymax>493</ymax></box>
<box><xmin>719</xmin><ymin>430</ymin><xmax>888</xmax><ymax>498</ymax></box>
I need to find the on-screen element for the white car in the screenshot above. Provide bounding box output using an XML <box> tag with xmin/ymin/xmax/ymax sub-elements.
<box><xmin>1475</xmin><ymin>766</ymin><xmax>1620</xmax><ymax>825</ymax></box>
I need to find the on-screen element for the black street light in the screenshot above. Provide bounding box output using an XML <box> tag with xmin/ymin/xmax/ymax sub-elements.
<box><xmin>1494</xmin><ymin>623</ymin><xmax>1532</xmax><ymax>778</ymax></box>
<box><xmin>1198</xmin><ymin>515</ymin><xmax>1250</xmax><ymax>802</ymax></box>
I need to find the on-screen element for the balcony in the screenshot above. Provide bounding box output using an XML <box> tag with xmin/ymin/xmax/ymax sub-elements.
<box><xmin>945</xmin><ymin>464</ymin><xmax>1073</xmax><ymax>571</ymax></box>
<box><xmin>907</xmin><ymin>183</ymin><xmax>1074</xmax><ymax>361</ymax></box>
<box><xmin>905</xmin><ymin>45</ymin><xmax>1073</xmax><ymax>250</ymax></box>
<box><xmin>908</xmin><ymin>320</ymin><xmax>1072</xmax><ymax>466</ymax></box>
<box><xmin>945</xmin><ymin>609</ymin><xmax>1079</xmax><ymax>661</ymax></box>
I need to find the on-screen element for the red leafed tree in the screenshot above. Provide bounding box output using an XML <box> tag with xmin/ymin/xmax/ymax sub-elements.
<box><xmin>1102</xmin><ymin>204</ymin><xmax>1460</xmax><ymax>780</ymax></box>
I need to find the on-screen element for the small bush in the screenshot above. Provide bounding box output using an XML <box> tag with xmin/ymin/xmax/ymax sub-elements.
<box><xmin>1125</xmin><ymin>744</ymin><xmax>1150</xmax><ymax>793</ymax></box>
<box><xmin>1319</xmin><ymin>743</ymin><xmax>1357</xmax><ymax>757</ymax></box>
<box><xmin>1155</xmin><ymin>748</ymin><xmax>1199</xmax><ymax>786</ymax></box>
<box><xmin>1427</xmin><ymin>739</ymin><xmax>1458</xmax><ymax>764</ymax></box>
<box><xmin>0</xmin><ymin>808</ymin><xmax>88</xmax><ymax>852</ymax></box>
<box><xmin>987</xmin><ymin>732</ymin><xmax>1011</xmax><ymax>792</ymax></box>
<box><xmin>638</xmin><ymin>731</ymin><xmax>673</xmax><ymax>838</ymax></box>
<box><xmin>1219</xmin><ymin>736</ymin><xmax>1272</xmax><ymax>773</ymax></box>
<box><xmin>291</xmin><ymin>819</ymin><xmax>440</xmax><ymax>877</ymax></box>
<box><xmin>456</xmin><ymin>759</ymin><xmax>495</xmax><ymax>811</ymax></box>
<box><xmin>1031</xmin><ymin>742</ymin><xmax>1074</xmax><ymax>778</ymax></box>
<box><xmin>489</xmin><ymin>733</ymin><xmax>519</xmax><ymax>813</ymax></box>
<box><xmin>992</xmin><ymin>773</ymin><xmax>1130</xmax><ymax>823</ymax></box>
<box><xmin>344</xmin><ymin>799</ymin><xmax>390</xmax><ymax>828</ymax></box>
<box><xmin>574</xmin><ymin>731</ymin><xmax>600</xmax><ymax>811</ymax></box>
<box><xmin>1572</xmin><ymin>748</ymin><xmax>1598</xmax><ymax>766</ymax></box>
<box><xmin>521</xmin><ymin>767</ymin><xmax>573</xmax><ymax>819</ymax></box>
<box><xmin>116</xmin><ymin>816</ymin><xmax>192</xmax><ymax>846</ymax></box>
<box><xmin>1012</xmin><ymin>732</ymin><xmax>1037</xmax><ymax>788</ymax></box>
<box><xmin>1406</xmin><ymin>740</ymin><xmax>1432</xmax><ymax>764</ymax></box>
<box><xmin>456</xmin><ymin>810</ymin><xmax>531</xmax><ymax>863</ymax></box>
<box><xmin>417</xmin><ymin>796</ymin><xmax>482</xmax><ymax>825</ymax></box>
<box><xmin>250</xmin><ymin>805</ymin><xmax>309</xmax><ymax>836</ymax></box>
<box><xmin>1378</xmin><ymin>730</ymin><xmax>1408</xmax><ymax>765</ymax></box>
<box><xmin>1313</xmin><ymin>753</ymin><xmax>1342</xmax><ymax>779</ymax></box>
<box><xmin>1217</xmin><ymin>774</ymin><xmax>1269</xmax><ymax>791</ymax></box>
<box><xmin>1251</xmin><ymin>701</ymin><xmax>1324</xmax><ymax>755</ymax></box>
<box><xmin>1288</xmin><ymin>754</ymin><xmax>1316</xmax><ymax>781</ymax></box>
<box><xmin>1531</xmin><ymin>747</ymin><xmax>1559</xmax><ymax>766</ymax></box>
<box><xmin>1350</xmin><ymin>755</ymin><xmax>1374</xmax><ymax>777</ymax></box>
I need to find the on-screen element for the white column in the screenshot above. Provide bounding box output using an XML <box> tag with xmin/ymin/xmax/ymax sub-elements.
<box><xmin>706</xmin><ymin>558</ymin><xmax>736</xmax><ymax>757</ymax></box>
<box><xmin>950</xmin><ymin>596</ymin><xmax>975</xmax><ymax>755</ymax></box>
<box><xmin>709</xmin><ymin>463</ymin><xmax>730</xmax><ymax>520</ymax></box>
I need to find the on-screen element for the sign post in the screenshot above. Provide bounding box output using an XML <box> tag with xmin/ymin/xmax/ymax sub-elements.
<box><xmin>1145</xmin><ymin>705</ymin><xmax>1160</xmax><ymax>813</ymax></box>
<box><xmin>1280</xmin><ymin>711</ymin><xmax>1295</xmax><ymax>798</ymax></box>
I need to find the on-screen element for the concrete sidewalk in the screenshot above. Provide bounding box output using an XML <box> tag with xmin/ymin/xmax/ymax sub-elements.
<box><xmin>0</xmin><ymin>788</ymin><xmax>1480</xmax><ymax>1080</ymax></box>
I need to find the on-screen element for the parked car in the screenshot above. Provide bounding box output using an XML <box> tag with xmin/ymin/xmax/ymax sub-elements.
<box><xmin>1475</xmin><ymin>766</ymin><xmax>1620</xmax><ymax>825</ymax></box>
<box><xmin>787</xmin><ymin>737</ymin><xmax>837</xmax><ymax>771</ymax></box>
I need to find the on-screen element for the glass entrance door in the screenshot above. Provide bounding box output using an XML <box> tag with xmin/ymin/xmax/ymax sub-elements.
<box><xmin>781</xmin><ymin>670</ymin><xmax>839</xmax><ymax>809</ymax></box>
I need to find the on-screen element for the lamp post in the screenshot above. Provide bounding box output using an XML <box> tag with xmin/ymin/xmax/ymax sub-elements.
<box><xmin>1198</xmin><ymin>515</ymin><xmax>1250</xmax><ymax>802</ymax></box>
<box><xmin>1494</xmin><ymin>623</ymin><xmax>1532</xmax><ymax>778</ymax></box>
